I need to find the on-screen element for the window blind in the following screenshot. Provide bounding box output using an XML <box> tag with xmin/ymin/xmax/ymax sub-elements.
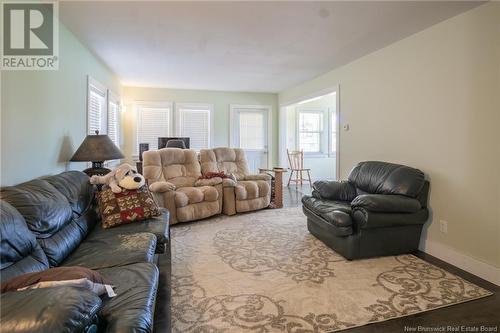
<box><xmin>137</xmin><ymin>106</ymin><xmax>171</xmax><ymax>150</ymax></box>
<box><xmin>108</xmin><ymin>100</ymin><xmax>120</xmax><ymax>147</ymax></box>
<box><xmin>88</xmin><ymin>86</ymin><xmax>106</xmax><ymax>135</ymax></box>
<box><xmin>177</xmin><ymin>106</ymin><xmax>210</xmax><ymax>149</ymax></box>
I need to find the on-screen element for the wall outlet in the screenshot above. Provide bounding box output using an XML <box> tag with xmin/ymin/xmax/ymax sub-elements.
<box><xmin>439</xmin><ymin>220</ymin><xmax>448</xmax><ymax>234</ymax></box>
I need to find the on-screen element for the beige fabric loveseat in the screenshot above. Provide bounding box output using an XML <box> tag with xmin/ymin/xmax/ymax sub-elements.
<box><xmin>199</xmin><ymin>148</ymin><xmax>271</xmax><ymax>215</ymax></box>
<box><xmin>143</xmin><ymin>148</ymin><xmax>222</xmax><ymax>224</ymax></box>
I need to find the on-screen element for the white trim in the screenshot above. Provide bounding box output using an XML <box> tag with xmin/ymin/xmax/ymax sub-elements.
<box><xmin>278</xmin><ymin>106</ymin><xmax>287</xmax><ymax>167</ymax></box>
<box><xmin>174</xmin><ymin>102</ymin><xmax>214</xmax><ymax>148</ymax></box>
<box><xmin>86</xmin><ymin>75</ymin><xmax>108</xmax><ymax>135</ymax></box>
<box><xmin>229</xmin><ymin>104</ymin><xmax>272</xmax><ymax>169</ymax></box>
<box><xmin>335</xmin><ymin>85</ymin><xmax>340</xmax><ymax>180</ymax></box>
<box><xmin>420</xmin><ymin>239</ymin><xmax>500</xmax><ymax>286</ymax></box>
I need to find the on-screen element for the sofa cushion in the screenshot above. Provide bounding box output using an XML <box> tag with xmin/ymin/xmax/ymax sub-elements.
<box><xmin>0</xmin><ymin>287</ymin><xmax>102</xmax><ymax>333</ymax></box>
<box><xmin>348</xmin><ymin>161</ymin><xmax>425</xmax><ymax>197</ymax></box>
<box><xmin>0</xmin><ymin>201</ymin><xmax>49</xmax><ymax>282</ymax></box>
<box><xmin>143</xmin><ymin>148</ymin><xmax>200</xmax><ymax>188</ymax></box>
<box><xmin>235</xmin><ymin>180</ymin><xmax>270</xmax><ymax>200</ymax></box>
<box><xmin>62</xmin><ymin>232</ymin><xmax>156</xmax><ymax>270</ymax></box>
<box><xmin>98</xmin><ymin>263</ymin><xmax>159</xmax><ymax>333</ymax></box>
<box><xmin>89</xmin><ymin>210</ymin><xmax>169</xmax><ymax>253</ymax></box>
<box><xmin>0</xmin><ymin>179</ymin><xmax>73</xmax><ymax>237</ymax></box>
<box><xmin>302</xmin><ymin>196</ymin><xmax>354</xmax><ymax>237</ymax></box>
<box><xmin>200</xmin><ymin>148</ymin><xmax>250</xmax><ymax>180</ymax></box>
<box><xmin>174</xmin><ymin>186</ymin><xmax>219</xmax><ymax>207</ymax></box>
<box><xmin>0</xmin><ymin>179</ymin><xmax>88</xmax><ymax>267</ymax></box>
<box><xmin>42</xmin><ymin>171</ymin><xmax>94</xmax><ymax>216</ymax></box>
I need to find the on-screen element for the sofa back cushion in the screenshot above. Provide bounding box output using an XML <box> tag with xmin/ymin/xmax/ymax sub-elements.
<box><xmin>0</xmin><ymin>172</ymin><xmax>96</xmax><ymax>267</ymax></box>
<box><xmin>42</xmin><ymin>171</ymin><xmax>94</xmax><ymax>216</ymax></box>
<box><xmin>143</xmin><ymin>148</ymin><xmax>201</xmax><ymax>188</ymax></box>
<box><xmin>347</xmin><ymin>161</ymin><xmax>425</xmax><ymax>198</ymax></box>
<box><xmin>200</xmin><ymin>148</ymin><xmax>249</xmax><ymax>180</ymax></box>
<box><xmin>0</xmin><ymin>201</ymin><xmax>49</xmax><ymax>282</ymax></box>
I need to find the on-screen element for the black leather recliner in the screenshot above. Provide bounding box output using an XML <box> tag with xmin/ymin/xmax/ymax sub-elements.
<box><xmin>302</xmin><ymin>161</ymin><xmax>429</xmax><ymax>260</ymax></box>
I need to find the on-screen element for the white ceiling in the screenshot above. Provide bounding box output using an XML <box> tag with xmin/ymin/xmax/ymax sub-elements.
<box><xmin>60</xmin><ymin>1</ymin><xmax>482</xmax><ymax>93</ymax></box>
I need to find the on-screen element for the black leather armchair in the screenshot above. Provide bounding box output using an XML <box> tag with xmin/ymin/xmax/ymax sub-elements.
<box><xmin>302</xmin><ymin>161</ymin><xmax>430</xmax><ymax>260</ymax></box>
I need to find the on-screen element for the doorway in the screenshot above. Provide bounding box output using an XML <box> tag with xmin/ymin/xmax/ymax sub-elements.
<box><xmin>230</xmin><ymin>104</ymin><xmax>271</xmax><ymax>173</ymax></box>
<box><xmin>280</xmin><ymin>87</ymin><xmax>339</xmax><ymax>181</ymax></box>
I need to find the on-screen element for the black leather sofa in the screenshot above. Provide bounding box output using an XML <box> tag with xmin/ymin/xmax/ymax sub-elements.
<box><xmin>0</xmin><ymin>171</ymin><xmax>170</xmax><ymax>333</ymax></box>
<box><xmin>302</xmin><ymin>161</ymin><xmax>429</xmax><ymax>260</ymax></box>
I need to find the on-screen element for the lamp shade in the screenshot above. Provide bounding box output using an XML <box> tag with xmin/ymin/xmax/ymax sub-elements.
<box><xmin>70</xmin><ymin>132</ymin><xmax>124</xmax><ymax>162</ymax></box>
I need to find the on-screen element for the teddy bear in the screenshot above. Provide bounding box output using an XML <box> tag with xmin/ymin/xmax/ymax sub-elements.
<box><xmin>90</xmin><ymin>163</ymin><xmax>145</xmax><ymax>193</ymax></box>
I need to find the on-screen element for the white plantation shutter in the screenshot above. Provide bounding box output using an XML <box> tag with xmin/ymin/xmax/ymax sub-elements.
<box><xmin>107</xmin><ymin>99</ymin><xmax>120</xmax><ymax>147</ymax></box>
<box><xmin>137</xmin><ymin>104</ymin><xmax>172</xmax><ymax>150</ymax></box>
<box><xmin>87</xmin><ymin>85</ymin><xmax>107</xmax><ymax>135</ymax></box>
<box><xmin>176</xmin><ymin>104</ymin><xmax>211</xmax><ymax>149</ymax></box>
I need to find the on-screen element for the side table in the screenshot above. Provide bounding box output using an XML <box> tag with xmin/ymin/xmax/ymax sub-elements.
<box><xmin>259</xmin><ymin>167</ymin><xmax>287</xmax><ymax>209</ymax></box>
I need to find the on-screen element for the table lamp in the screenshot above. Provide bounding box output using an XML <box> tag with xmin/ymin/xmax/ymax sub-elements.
<box><xmin>70</xmin><ymin>130</ymin><xmax>124</xmax><ymax>176</ymax></box>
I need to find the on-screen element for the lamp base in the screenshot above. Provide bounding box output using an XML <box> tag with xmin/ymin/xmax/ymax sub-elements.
<box><xmin>83</xmin><ymin>161</ymin><xmax>111</xmax><ymax>177</ymax></box>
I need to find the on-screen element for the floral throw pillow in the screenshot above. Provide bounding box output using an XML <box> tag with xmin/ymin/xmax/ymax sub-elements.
<box><xmin>98</xmin><ymin>186</ymin><xmax>161</xmax><ymax>229</ymax></box>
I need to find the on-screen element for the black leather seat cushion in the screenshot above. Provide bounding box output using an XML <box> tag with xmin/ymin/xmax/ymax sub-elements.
<box><xmin>98</xmin><ymin>263</ymin><xmax>159</xmax><ymax>333</ymax></box>
<box><xmin>89</xmin><ymin>211</ymin><xmax>169</xmax><ymax>253</ymax></box>
<box><xmin>0</xmin><ymin>287</ymin><xmax>101</xmax><ymax>333</ymax></box>
<box><xmin>63</xmin><ymin>232</ymin><xmax>156</xmax><ymax>270</ymax></box>
<box><xmin>0</xmin><ymin>201</ymin><xmax>49</xmax><ymax>281</ymax></box>
<box><xmin>302</xmin><ymin>196</ymin><xmax>353</xmax><ymax>236</ymax></box>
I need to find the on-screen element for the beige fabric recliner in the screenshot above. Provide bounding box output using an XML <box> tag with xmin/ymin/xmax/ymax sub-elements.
<box><xmin>199</xmin><ymin>148</ymin><xmax>271</xmax><ymax>215</ymax></box>
<box><xmin>143</xmin><ymin>148</ymin><xmax>222</xmax><ymax>224</ymax></box>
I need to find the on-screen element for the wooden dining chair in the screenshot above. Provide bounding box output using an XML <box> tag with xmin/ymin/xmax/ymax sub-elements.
<box><xmin>286</xmin><ymin>149</ymin><xmax>312</xmax><ymax>186</ymax></box>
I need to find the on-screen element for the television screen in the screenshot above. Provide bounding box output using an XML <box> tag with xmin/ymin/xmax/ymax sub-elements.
<box><xmin>158</xmin><ymin>137</ymin><xmax>190</xmax><ymax>149</ymax></box>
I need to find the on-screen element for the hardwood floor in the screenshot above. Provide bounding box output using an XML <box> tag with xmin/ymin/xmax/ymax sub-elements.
<box><xmin>283</xmin><ymin>184</ymin><xmax>500</xmax><ymax>332</ymax></box>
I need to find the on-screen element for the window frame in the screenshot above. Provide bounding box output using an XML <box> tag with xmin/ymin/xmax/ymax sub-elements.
<box><xmin>174</xmin><ymin>102</ymin><xmax>214</xmax><ymax>150</ymax></box>
<box><xmin>296</xmin><ymin>108</ymin><xmax>326</xmax><ymax>156</ymax></box>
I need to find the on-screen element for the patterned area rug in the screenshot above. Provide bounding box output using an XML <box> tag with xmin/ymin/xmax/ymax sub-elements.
<box><xmin>171</xmin><ymin>207</ymin><xmax>492</xmax><ymax>332</ymax></box>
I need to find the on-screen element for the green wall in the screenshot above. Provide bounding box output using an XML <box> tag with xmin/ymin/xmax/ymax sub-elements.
<box><xmin>122</xmin><ymin>86</ymin><xmax>279</xmax><ymax>166</ymax></box>
<box><xmin>1</xmin><ymin>24</ymin><xmax>121</xmax><ymax>186</ymax></box>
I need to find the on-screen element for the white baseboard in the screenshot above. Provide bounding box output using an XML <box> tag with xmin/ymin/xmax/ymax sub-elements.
<box><xmin>419</xmin><ymin>239</ymin><xmax>500</xmax><ymax>286</ymax></box>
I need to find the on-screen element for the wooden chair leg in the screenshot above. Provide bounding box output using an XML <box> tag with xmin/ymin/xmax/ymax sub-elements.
<box><xmin>287</xmin><ymin>170</ymin><xmax>294</xmax><ymax>187</ymax></box>
<box><xmin>307</xmin><ymin>170</ymin><xmax>312</xmax><ymax>186</ymax></box>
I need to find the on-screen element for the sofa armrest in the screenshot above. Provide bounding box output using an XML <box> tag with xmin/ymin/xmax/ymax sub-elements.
<box><xmin>0</xmin><ymin>287</ymin><xmax>102</xmax><ymax>333</ymax></box>
<box><xmin>149</xmin><ymin>181</ymin><xmax>176</xmax><ymax>193</ymax></box>
<box><xmin>194</xmin><ymin>177</ymin><xmax>223</xmax><ymax>187</ymax></box>
<box><xmin>244</xmin><ymin>174</ymin><xmax>271</xmax><ymax>181</ymax></box>
<box><xmin>351</xmin><ymin>194</ymin><xmax>421</xmax><ymax>213</ymax></box>
<box><xmin>222</xmin><ymin>178</ymin><xmax>237</xmax><ymax>187</ymax></box>
<box><xmin>312</xmin><ymin>180</ymin><xmax>357</xmax><ymax>201</ymax></box>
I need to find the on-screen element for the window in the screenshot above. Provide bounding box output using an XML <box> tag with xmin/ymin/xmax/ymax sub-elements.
<box><xmin>107</xmin><ymin>92</ymin><xmax>121</xmax><ymax>147</ymax></box>
<box><xmin>239</xmin><ymin>111</ymin><xmax>265</xmax><ymax>150</ymax></box>
<box><xmin>175</xmin><ymin>103</ymin><xmax>212</xmax><ymax>149</ymax></box>
<box><xmin>136</xmin><ymin>103</ymin><xmax>172</xmax><ymax>150</ymax></box>
<box><xmin>298</xmin><ymin>110</ymin><xmax>323</xmax><ymax>153</ymax></box>
<box><xmin>87</xmin><ymin>78</ymin><xmax>107</xmax><ymax>135</ymax></box>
